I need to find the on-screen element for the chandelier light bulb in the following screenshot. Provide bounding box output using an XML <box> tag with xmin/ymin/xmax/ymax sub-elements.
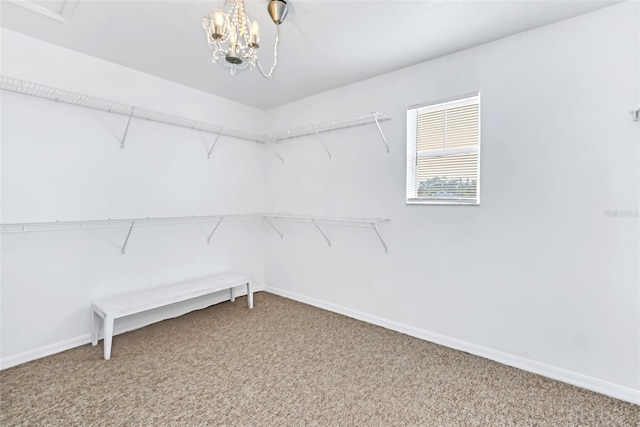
<box><xmin>230</xmin><ymin>30</ymin><xmax>237</xmax><ymax>49</ymax></box>
<box><xmin>249</xmin><ymin>21</ymin><xmax>260</xmax><ymax>47</ymax></box>
<box><xmin>213</xmin><ymin>10</ymin><xmax>225</xmax><ymax>37</ymax></box>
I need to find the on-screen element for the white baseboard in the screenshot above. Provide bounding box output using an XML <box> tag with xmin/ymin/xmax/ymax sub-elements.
<box><xmin>0</xmin><ymin>284</ymin><xmax>264</xmax><ymax>370</ymax></box>
<box><xmin>264</xmin><ymin>285</ymin><xmax>640</xmax><ymax>406</ymax></box>
<box><xmin>0</xmin><ymin>334</ymin><xmax>92</xmax><ymax>370</ymax></box>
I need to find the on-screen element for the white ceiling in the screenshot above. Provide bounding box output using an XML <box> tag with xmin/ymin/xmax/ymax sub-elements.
<box><xmin>1</xmin><ymin>0</ymin><xmax>620</xmax><ymax>109</ymax></box>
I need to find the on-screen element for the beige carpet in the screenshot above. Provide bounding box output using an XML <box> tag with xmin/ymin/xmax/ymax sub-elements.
<box><xmin>1</xmin><ymin>292</ymin><xmax>638</xmax><ymax>426</ymax></box>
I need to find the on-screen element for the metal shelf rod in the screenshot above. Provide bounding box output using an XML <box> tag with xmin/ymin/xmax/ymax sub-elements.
<box><xmin>2</xmin><ymin>213</ymin><xmax>391</xmax><ymax>252</ymax></box>
<box><xmin>131</xmin><ymin>112</ymin><xmax>264</xmax><ymax>144</ymax></box>
<box><xmin>1</xmin><ymin>214</ymin><xmax>389</xmax><ymax>233</ymax></box>
<box><xmin>261</xmin><ymin>214</ymin><xmax>390</xmax><ymax>226</ymax></box>
<box><xmin>0</xmin><ymin>76</ymin><xmax>265</xmax><ymax>145</ymax></box>
<box><xmin>0</xmin><ymin>214</ymin><xmax>256</xmax><ymax>233</ymax></box>
<box><xmin>268</xmin><ymin>112</ymin><xmax>391</xmax><ymax>143</ymax></box>
<box><xmin>2</xmin><ymin>77</ymin><xmax>392</xmax><ymax>153</ymax></box>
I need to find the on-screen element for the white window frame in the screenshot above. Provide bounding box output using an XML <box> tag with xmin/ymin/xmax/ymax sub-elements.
<box><xmin>406</xmin><ymin>92</ymin><xmax>481</xmax><ymax>205</ymax></box>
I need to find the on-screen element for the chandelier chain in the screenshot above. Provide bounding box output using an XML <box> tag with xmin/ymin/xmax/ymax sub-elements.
<box><xmin>257</xmin><ymin>24</ymin><xmax>279</xmax><ymax>79</ymax></box>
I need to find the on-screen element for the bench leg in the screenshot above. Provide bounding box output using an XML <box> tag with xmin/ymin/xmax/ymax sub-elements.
<box><xmin>104</xmin><ymin>315</ymin><xmax>114</xmax><ymax>360</ymax></box>
<box><xmin>230</xmin><ymin>286</ymin><xmax>235</xmax><ymax>303</ymax></box>
<box><xmin>91</xmin><ymin>310</ymin><xmax>100</xmax><ymax>346</ymax></box>
<box><xmin>246</xmin><ymin>282</ymin><xmax>253</xmax><ymax>309</ymax></box>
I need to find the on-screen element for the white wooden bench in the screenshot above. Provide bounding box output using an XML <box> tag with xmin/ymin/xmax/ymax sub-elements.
<box><xmin>91</xmin><ymin>273</ymin><xmax>253</xmax><ymax>360</ymax></box>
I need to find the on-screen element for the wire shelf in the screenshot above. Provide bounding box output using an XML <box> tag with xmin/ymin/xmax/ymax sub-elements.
<box><xmin>1</xmin><ymin>213</ymin><xmax>391</xmax><ymax>253</ymax></box>
<box><xmin>1</xmin><ymin>214</ymin><xmax>389</xmax><ymax>233</ymax></box>
<box><xmin>261</xmin><ymin>213</ymin><xmax>390</xmax><ymax>227</ymax></box>
<box><xmin>0</xmin><ymin>76</ymin><xmax>265</xmax><ymax>144</ymax></box>
<box><xmin>267</xmin><ymin>112</ymin><xmax>391</xmax><ymax>142</ymax></box>
<box><xmin>0</xmin><ymin>214</ymin><xmax>257</xmax><ymax>233</ymax></box>
<box><xmin>2</xmin><ymin>76</ymin><xmax>392</xmax><ymax>157</ymax></box>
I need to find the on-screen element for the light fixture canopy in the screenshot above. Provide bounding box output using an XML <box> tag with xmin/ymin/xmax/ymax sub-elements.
<box><xmin>202</xmin><ymin>0</ymin><xmax>288</xmax><ymax>78</ymax></box>
<box><xmin>267</xmin><ymin>0</ymin><xmax>288</xmax><ymax>24</ymax></box>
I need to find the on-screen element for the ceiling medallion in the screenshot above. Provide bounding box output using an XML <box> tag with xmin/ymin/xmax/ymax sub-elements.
<box><xmin>202</xmin><ymin>0</ymin><xmax>288</xmax><ymax>78</ymax></box>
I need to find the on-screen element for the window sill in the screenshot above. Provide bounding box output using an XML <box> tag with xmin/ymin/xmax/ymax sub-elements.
<box><xmin>406</xmin><ymin>199</ymin><xmax>480</xmax><ymax>206</ymax></box>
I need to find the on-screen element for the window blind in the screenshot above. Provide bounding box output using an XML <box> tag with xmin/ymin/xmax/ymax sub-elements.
<box><xmin>406</xmin><ymin>94</ymin><xmax>480</xmax><ymax>204</ymax></box>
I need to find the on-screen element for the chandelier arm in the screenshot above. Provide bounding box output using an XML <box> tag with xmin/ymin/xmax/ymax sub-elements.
<box><xmin>257</xmin><ymin>24</ymin><xmax>280</xmax><ymax>79</ymax></box>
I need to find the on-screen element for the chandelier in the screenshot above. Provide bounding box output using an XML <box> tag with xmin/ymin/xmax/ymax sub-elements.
<box><xmin>202</xmin><ymin>0</ymin><xmax>288</xmax><ymax>78</ymax></box>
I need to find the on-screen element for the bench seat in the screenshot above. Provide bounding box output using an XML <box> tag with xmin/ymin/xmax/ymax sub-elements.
<box><xmin>91</xmin><ymin>272</ymin><xmax>252</xmax><ymax>360</ymax></box>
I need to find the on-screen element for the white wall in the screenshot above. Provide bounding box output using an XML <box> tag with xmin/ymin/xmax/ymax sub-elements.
<box><xmin>1</xmin><ymin>1</ymin><xmax>638</xmax><ymax>404</ymax></box>
<box><xmin>263</xmin><ymin>1</ymin><xmax>640</xmax><ymax>401</ymax></box>
<box><xmin>0</xmin><ymin>29</ymin><xmax>269</xmax><ymax>364</ymax></box>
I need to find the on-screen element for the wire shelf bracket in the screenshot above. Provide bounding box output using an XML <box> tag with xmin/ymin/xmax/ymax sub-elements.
<box><xmin>370</xmin><ymin>222</ymin><xmax>388</xmax><ymax>253</ymax></box>
<box><xmin>120</xmin><ymin>109</ymin><xmax>134</xmax><ymax>149</ymax></box>
<box><xmin>206</xmin><ymin>217</ymin><xmax>224</xmax><ymax>243</ymax></box>
<box><xmin>264</xmin><ymin>217</ymin><xmax>284</xmax><ymax>239</ymax></box>
<box><xmin>311</xmin><ymin>219</ymin><xmax>331</xmax><ymax>246</ymax></box>
<box><xmin>261</xmin><ymin>214</ymin><xmax>390</xmax><ymax>252</ymax></box>
<box><xmin>207</xmin><ymin>130</ymin><xmax>223</xmax><ymax>159</ymax></box>
<box><xmin>373</xmin><ymin>113</ymin><xmax>390</xmax><ymax>153</ymax></box>
<box><xmin>268</xmin><ymin>140</ymin><xmax>285</xmax><ymax>164</ymax></box>
<box><xmin>120</xmin><ymin>221</ymin><xmax>135</xmax><ymax>255</ymax></box>
<box><xmin>313</xmin><ymin>127</ymin><xmax>332</xmax><ymax>159</ymax></box>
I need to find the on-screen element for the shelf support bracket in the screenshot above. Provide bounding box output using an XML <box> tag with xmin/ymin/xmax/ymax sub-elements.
<box><xmin>264</xmin><ymin>218</ymin><xmax>284</xmax><ymax>239</ymax></box>
<box><xmin>268</xmin><ymin>140</ymin><xmax>284</xmax><ymax>164</ymax></box>
<box><xmin>121</xmin><ymin>221</ymin><xmax>135</xmax><ymax>255</ymax></box>
<box><xmin>313</xmin><ymin>127</ymin><xmax>332</xmax><ymax>159</ymax></box>
<box><xmin>632</xmin><ymin>109</ymin><xmax>640</xmax><ymax>122</ymax></box>
<box><xmin>373</xmin><ymin>113</ymin><xmax>390</xmax><ymax>153</ymax></box>
<box><xmin>207</xmin><ymin>130</ymin><xmax>223</xmax><ymax>159</ymax></box>
<box><xmin>120</xmin><ymin>109</ymin><xmax>134</xmax><ymax>149</ymax></box>
<box><xmin>206</xmin><ymin>217</ymin><xmax>224</xmax><ymax>243</ymax></box>
<box><xmin>311</xmin><ymin>219</ymin><xmax>331</xmax><ymax>247</ymax></box>
<box><xmin>371</xmin><ymin>222</ymin><xmax>388</xmax><ymax>253</ymax></box>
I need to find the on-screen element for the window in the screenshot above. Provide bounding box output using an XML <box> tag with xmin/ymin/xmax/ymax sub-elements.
<box><xmin>406</xmin><ymin>93</ymin><xmax>480</xmax><ymax>205</ymax></box>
